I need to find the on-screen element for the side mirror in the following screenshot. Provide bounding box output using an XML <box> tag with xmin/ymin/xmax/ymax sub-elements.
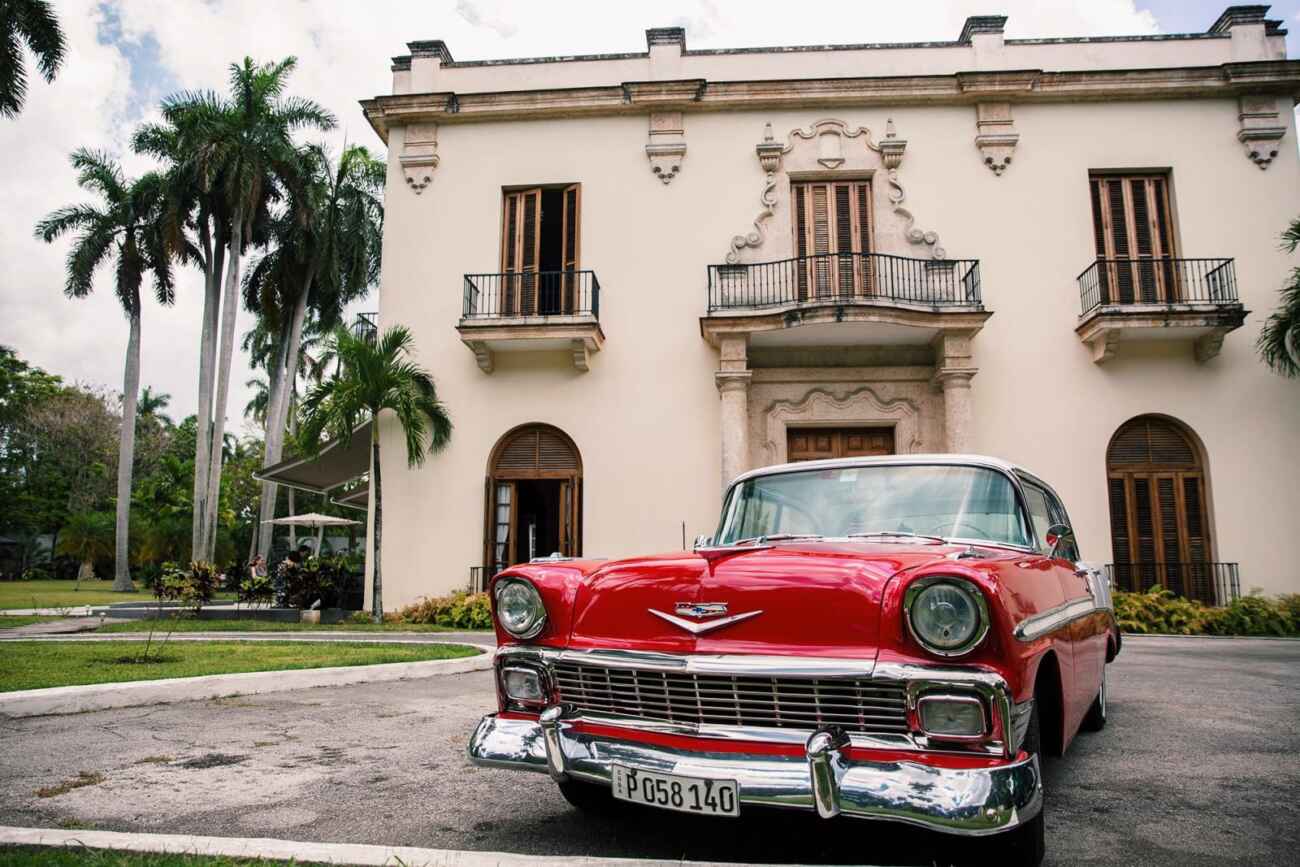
<box><xmin>1044</xmin><ymin>523</ymin><xmax>1075</xmax><ymax>560</ymax></box>
<box><xmin>693</xmin><ymin>534</ymin><xmax>713</xmax><ymax>550</ymax></box>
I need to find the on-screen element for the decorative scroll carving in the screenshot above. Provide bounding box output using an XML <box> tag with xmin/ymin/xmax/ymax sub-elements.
<box><xmin>646</xmin><ymin>111</ymin><xmax>687</xmax><ymax>184</ymax></box>
<box><xmin>400</xmin><ymin>123</ymin><xmax>439</xmax><ymax>194</ymax></box>
<box><xmin>725</xmin><ymin>123</ymin><xmax>785</xmax><ymax>264</ymax></box>
<box><xmin>1236</xmin><ymin>95</ymin><xmax>1286</xmax><ymax>169</ymax></box>
<box><xmin>763</xmin><ymin>386</ymin><xmax>924</xmax><ymax>464</ymax></box>
<box><xmin>974</xmin><ymin>102</ymin><xmax>1018</xmax><ymax>175</ymax></box>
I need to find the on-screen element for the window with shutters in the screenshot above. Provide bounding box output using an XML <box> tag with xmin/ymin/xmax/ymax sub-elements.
<box><xmin>791</xmin><ymin>180</ymin><xmax>874</xmax><ymax>301</ymax></box>
<box><xmin>500</xmin><ymin>185</ymin><xmax>580</xmax><ymax>316</ymax></box>
<box><xmin>1088</xmin><ymin>172</ymin><xmax>1178</xmax><ymax>304</ymax></box>
<box><xmin>485</xmin><ymin>424</ymin><xmax>582</xmax><ymax>572</ymax></box>
<box><xmin>1105</xmin><ymin>415</ymin><xmax>1216</xmax><ymax>603</ymax></box>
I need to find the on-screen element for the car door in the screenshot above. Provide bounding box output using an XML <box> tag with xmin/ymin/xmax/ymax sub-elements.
<box><xmin>1042</xmin><ymin>486</ymin><xmax>1108</xmax><ymax>719</ymax></box>
<box><xmin>1018</xmin><ymin>478</ymin><xmax>1089</xmax><ymax>732</ymax></box>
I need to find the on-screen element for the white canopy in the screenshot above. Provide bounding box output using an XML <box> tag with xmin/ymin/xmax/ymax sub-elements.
<box><xmin>262</xmin><ymin>512</ymin><xmax>361</xmax><ymax>528</ymax></box>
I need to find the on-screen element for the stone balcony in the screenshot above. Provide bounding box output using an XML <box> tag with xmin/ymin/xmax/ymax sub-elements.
<box><xmin>1074</xmin><ymin>258</ymin><xmax>1247</xmax><ymax>363</ymax></box>
<box><xmin>457</xmin><ymin>270</ymin><xmax>605</xmax><ymax>373</ymax></box>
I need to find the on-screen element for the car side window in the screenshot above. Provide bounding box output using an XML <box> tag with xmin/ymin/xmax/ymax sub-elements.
<box><xmin>1021</xmin><ymin>483</ymin><xmax>1055</xmax><ymax>552</ymax></box>
<box><xmin>1045</xmin><ymin>491</ymin><xmax>1081</xmax><ymax>562</ymax></box>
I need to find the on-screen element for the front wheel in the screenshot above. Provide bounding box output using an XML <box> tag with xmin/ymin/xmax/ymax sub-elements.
<box><xmin>1080</xmin><ymin>666</ymin><xmax>1107</xmax><ymax>732</ymax></box>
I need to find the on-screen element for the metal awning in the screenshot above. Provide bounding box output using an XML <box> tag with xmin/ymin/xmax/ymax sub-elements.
<box><xmin>254</xmin><ymin>420</ymin><xmax>372</xmax><ymax>494</ymax></box>
<box><xmin>332</xmin><ymin>484</ymin><xmax>370</xmax><ymax>512</ymax></box>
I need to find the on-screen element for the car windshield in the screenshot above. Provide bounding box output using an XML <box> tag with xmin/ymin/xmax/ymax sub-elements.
<box><xmin>715</xmin><ymin>463</ymin><xmax>1032</xmax><ymax>548</ymax></box>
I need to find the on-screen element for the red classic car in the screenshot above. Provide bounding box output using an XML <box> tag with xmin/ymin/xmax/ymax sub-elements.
<box><xmin>469</xmin><ymin>455</ymin><xmax>1118</xmax><ymax>866</ymax></box>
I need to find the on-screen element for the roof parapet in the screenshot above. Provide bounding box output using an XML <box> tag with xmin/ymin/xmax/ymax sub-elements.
<box><xmin>407</xmin><ymin>39</ymin><xmax>454</xmax><ymax>64</ymax></box>
<box><xmin>959</xmin><ymin>16</ymin><xmax>1008</xmax><ymax>44</ymax></box>
<box><xmin>646</xmin><ymin>27</ymin><xmax>686</xmax><ymax>51</ymax></box>
<box><xmin>1208</xmin><ymin>5</ymin><xmax>1270</xmax><ymax>34</ymax></box>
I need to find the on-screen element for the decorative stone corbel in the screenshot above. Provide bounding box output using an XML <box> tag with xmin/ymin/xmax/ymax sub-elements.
<box><xmin>974</xmin><ymin>102</ymin><xmax>1019</xmax><ymax>175</ymax></box>
<box><xmin>724</xmin><ymin>124</ymin><xmax>785</xmax><ymax>263</ymax></box>
<box><xmin>646</xmin><ymin>111</ymin><xmax>687</xmax><ymax>184</ymax></box>
<box><xmin>400</xmin><ymin>123</ymin><xmax>439</xmax><ymax>194</ymax></box>
<box><xmin>878</xmin><ymin>119</ymin><xmax>907</xmax><ymax>169</ymax></box>
<box><xmin>1236</xmin><ymin>95</ymin><xmax>1286</xmax><ymax>169</ymax></box>
<box><xmin>467</xmin><ymin>340</ymin><xmax>493</xmax><ymax>373</ymax></box>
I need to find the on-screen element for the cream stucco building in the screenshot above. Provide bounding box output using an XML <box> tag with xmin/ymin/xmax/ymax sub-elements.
<box><xmin>347</xmin><ymin>6</ymin><xmax>1300</xmax><ymax>609</ymax></box>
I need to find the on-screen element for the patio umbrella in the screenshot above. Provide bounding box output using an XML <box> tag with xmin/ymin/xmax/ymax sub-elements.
<box><xmin>262</xmin><ymin>512</ymin><xmax>361</xmax><ymax>555</ymax></box>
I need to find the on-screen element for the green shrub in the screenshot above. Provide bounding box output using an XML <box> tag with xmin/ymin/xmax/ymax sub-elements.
<box><xmin>238</xmin><ymin>569</ymin><xmax>274</xmax><ymax>607</ymax></box>
<box><xmin>1114</xmin><ymin>588</ymin><xmax>1300</xmax><ymax>637</ymax></box>
<box><xmin>391</xmin><ymin>591</ymin><xmax>492</xmax><ymax>629</ymax></box>
<box><xmin>154</xmin><ymin>561</ymin><xmax>219</xmax><ymax>612</ymax></box>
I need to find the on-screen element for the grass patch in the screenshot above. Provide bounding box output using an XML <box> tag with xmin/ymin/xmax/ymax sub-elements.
<box><xmin>96</xmin><ymin>618</ymin><xmax>478</xmax><ymax>634</ymax></box>
<box><xmin>0</xmin><ymin>580</ymin><xmax>232</xmax><ymax>611</ymax></box>
<box><xmin>0</xmin><ymin>615</ymin><xmax>66</xmax><ymax>629</ymax></box>
<box><xmin>35</xmin><ymin>771</ymin><xmax>105</xmax><ymax>799</ymax></box>
<box><xmin>0</xmin><ymin>640</ymin><xmax>480</xmax><ymax>692</ymax></box>
<box><xmin>0</xmin><ymin>846</ymin><xmax>327</xmax><ymax>865</ymax></box>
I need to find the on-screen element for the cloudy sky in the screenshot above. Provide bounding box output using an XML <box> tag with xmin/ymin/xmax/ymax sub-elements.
<box><xmin>2</xmin><ymin>0</ymin><xmax>1297</xmax><ymax>430</ymax></box>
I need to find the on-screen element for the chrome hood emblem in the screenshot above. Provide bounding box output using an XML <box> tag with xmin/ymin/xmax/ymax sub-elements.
<box><xmin>649</xmin><ymin>602</ymin><xmax>763</xmax><ymax>635</ymax></box>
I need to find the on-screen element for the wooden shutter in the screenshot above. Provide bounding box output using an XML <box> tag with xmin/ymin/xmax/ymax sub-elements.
<box><xmin>500</xmin><ymin>188</ymin><xmax>542</xmax><ymax>315</ymax></box>
<box><xmin>792</xmin><ymin>181</ymin><xmax>874</xmax><ymax>301</ymax></box>
<box><xmin>1089</xmin><ymin>174</ymin><xmax>1177</xmax><ymax>304</ymax></box>
<box><xmin>560</xmin><ymin>184</ymin><xmax>580</xmax><ymax>313</ymax></box>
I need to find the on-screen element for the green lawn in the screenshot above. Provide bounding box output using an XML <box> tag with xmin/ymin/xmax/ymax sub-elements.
<box><xmin>96</xmin><ymin>618</ymin><xmax>481</xmax><ymax>634</ymax></box>
<box><xmin>0</xmin><ymin>615</ymin><xmax>66</xmax><ymax>629</ymax></box>
<box><xmin>0</xmin><ymin>640</ymin><xmax>479</xmax><ymax>692</ymax></box>
<box><xmin>0</xmin><ymin>846</ymin><xmax>327</xmax><ymax>866</ymax></box>
<box><xmin>0</xmin><ymin>580</ymin><xmax>232</xmax><ymax>611</ymax></box>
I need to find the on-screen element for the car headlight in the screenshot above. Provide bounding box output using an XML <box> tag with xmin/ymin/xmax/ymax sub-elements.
<box><xmin>494</xmin><ymin>577</ymin><xmax>547</xmax><ymax>639</ymax></box>
<box><xmin>905</xmin><ymin>577</ymin><xmax>989</xmax><ymax>656</ymax></box>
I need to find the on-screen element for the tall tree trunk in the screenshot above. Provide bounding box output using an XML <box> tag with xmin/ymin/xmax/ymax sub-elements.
<box><xmin>203</xmin><ymin>208</ymin><xmax>244</xmax><ymax>562</ymax></box>
<box><xmin>254</xmin><ymin>330</ymin><xmax>288</xmax><ymax>559</ymax></box>
<box><xmin>256</xmin><ymin>282</ymin><xmax>311</xmax><ymax>558</ymax></box>
<box><xmin>370</xmin><ymin>425</ymin><xmax>382</xmax><ymax>622</ymax></box>
<box><xmin>288</xmin><ymin>487</ymin><xmax>297</xmax><ymax>549</ymax></box>
<box><xmin>113</xmin><ymin>309</ymin><xmax>142</xmax><ymax>591</ymax></box>
<box><xmin>191</xmin><ymin>248</ymin><xmax>222</xmax><ymax>560</ymax></box>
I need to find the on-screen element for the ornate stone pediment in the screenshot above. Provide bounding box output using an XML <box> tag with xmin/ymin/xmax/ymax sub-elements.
<box><xmin>724</xmin><ymin>117</ymin><xmax>949</xmax><ymax>264</ymax></box>
<box><xmin>762</xmin><ymin>386</ymin><xmax>924</xmax><ymax>464</ymax></box>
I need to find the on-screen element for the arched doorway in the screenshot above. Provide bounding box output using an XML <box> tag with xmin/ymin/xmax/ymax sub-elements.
<box><xmin>1106</xmin><ymin>415</ymin><xmax>1216</xmax><ymax>603</ymax></box>
<box><xmin>485</xmin><ymin>424</ymin><xmax>582</xmax><ymax>575</ymax></box>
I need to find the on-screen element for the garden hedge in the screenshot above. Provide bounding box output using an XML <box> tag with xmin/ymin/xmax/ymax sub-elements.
<box><xmin>1114</xmin><ymin>588</ymin><xmax>1300</xmax><ymax>637</ymax></box>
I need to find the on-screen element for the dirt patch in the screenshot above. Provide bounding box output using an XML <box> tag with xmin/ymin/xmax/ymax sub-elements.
<box><xmin>177</xmin><ymin>753</ymin><xmax>247</xmax><ymax>770</ymax></box>
<box><xmin>35</xmin><ymin>771</ymin><xmax>104</xmax><ymax>799</ymax></box>
<box><xmin>133</xmin><ymin>755</ymin><xmax>174</xmax><ymax>765</ymax></box>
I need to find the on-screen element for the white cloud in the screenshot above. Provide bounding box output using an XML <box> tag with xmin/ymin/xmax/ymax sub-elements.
<box><xmin>0</xmin><ymin>0</ymin><xmax>1168</xmax><ymax>422</ymax></box>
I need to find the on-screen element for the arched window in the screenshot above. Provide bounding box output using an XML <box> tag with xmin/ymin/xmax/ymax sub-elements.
<box><xmin>484</xmin><ymin>424</ymin><xmax>582</xmax><ymax>576</ymax></box>
<box><xmin>1106</xmin><ymin>415</ymin><xmax>1215</xmax><ymax>602</ymax></box>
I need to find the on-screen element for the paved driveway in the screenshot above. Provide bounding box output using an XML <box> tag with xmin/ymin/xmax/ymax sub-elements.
<box><xmin>1</xmin><ymin>636</ymin><xmax>1296</xmax><ymax>866</ymax></box>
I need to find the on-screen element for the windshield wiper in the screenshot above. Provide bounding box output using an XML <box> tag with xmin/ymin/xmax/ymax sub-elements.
<box><xmin>847</xmin><ymin>530</ymin><xmax>946</xmax><ymax>544</ymax></box>
<box><xmin>729</xmin><ymin>533</ymin><xmax>824</xmax><ymax>547</ymax></box>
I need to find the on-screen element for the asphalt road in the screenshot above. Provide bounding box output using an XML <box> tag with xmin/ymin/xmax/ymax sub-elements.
<box><xmin>1</xmin><ymin>636</ymin><xmax>1296</xmax><ymax>866</ymax></box>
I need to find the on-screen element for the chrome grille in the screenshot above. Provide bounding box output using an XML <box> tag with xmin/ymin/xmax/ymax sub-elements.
<box><xmin>550</xmin><ymin>661</ymin><xmax>909</xmax><ymax>735</ymax></box>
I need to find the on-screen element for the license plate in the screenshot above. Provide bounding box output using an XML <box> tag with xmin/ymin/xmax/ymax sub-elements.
<box><xmin>610</xmin><ymin>764</ymin><xmax>740</xmax><ymax>817</ymax></box>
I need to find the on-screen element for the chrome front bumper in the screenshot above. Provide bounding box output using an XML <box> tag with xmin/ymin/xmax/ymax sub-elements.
<box><xmin>468</xmin><ymin>710</ymin><xmax>1042</xmax><ymax>836</ymax></box>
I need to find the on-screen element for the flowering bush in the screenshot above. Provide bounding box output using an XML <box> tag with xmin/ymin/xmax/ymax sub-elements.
<box><xmin>390</xmin><ymin>591</ymin><xmax>492</xmax><ymax>629</ymax></box>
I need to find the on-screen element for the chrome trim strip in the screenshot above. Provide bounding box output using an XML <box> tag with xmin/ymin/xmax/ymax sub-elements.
<box><xmin>467</xmin><ymin>714</ymin><xmax>1043</xmax><ymax>837</ymax></box>
<box><xmin>647</xmin><ymin>608</ymin><xmax>763</xmax><ymax>635</ymax></box>
<box><xmin>1014</xmin><ymin>596</ymin><xmax>1103</xmax><ymax>642</ymax></box>
<box><xmin>573</xmin><ymin>709</ymin><xmax>917</xmax><ymax>751</ymax></box>
<box><xmin>496</xmin><ymin>644</ymin><xmax>877</xmax><ymax>678</ymax></box>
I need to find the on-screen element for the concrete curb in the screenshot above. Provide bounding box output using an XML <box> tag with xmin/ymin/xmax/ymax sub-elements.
<box><xmin>0</xmin><ymin>825</ymin><xmax>816</xmax><ymax>867</ymax></box>
<box><xmin>0</xmin><ymin>643</ymin><xmax>495</xmax><ymax>718</ymax></box>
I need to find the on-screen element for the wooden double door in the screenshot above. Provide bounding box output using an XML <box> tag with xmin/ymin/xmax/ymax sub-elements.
<box><xmin>787</xmin><ymin>427</ymin><xmax>895</xmax><ymax>462</ymax></box>
<box><xmin>486</xmin><ymin>425</ymin><xmax>582</xmax><ymax>573</ymax></box>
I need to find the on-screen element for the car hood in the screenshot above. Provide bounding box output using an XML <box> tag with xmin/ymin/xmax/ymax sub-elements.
<box><xmin>565</xmin><ymin>541</ymin><xmax>967</xmax><ymax>658</ymax></box>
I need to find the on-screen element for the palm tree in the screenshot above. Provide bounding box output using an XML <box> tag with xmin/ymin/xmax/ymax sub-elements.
<box><xmin>0</xmin><ymin>0</ymin><xmax>65</xmax><ymax>118</ymax></box>
<box><xmin>1258</xmin><ymin>216</ymin><xmax>1300</xmax><ymax>378</ymax></box>
<box><xmin>245</xmin><ymin>143</ymin><xmax>384</xmax><ymax>558</ymax></box>
<box><xmin>56</xmin><ymin>511</ymin><xmax>115</xmax><ymax>586</ymax></box>
<box><xmin>36</xmin><ymin>150</ymin><xmax>175</xmax><ymax>591</ymax></box>
<box><xmin>137</xmin><ymin>386</ymin><xmax>172</xmax><ymax>423</ymax></box>
<box><xmin>298</xmin><ymin>326</ymin><xmax>451</xmax><ymax>620</ymax></box>
<box><xmin>145</xmin><ymin>57</ymin><xmax>335</xmax><ymax>563</ymax></box>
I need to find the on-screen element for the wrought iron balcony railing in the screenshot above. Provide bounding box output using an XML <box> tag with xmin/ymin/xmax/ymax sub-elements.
<box><xmin>352</xmin><ymin>311</ymin><xmax>378</xmax><ymax>343</ymax></box>
<box><xmin>1105</xmin><ymin>561</ymin><xmax>1240</xmax><ymax>607</ymax></box>
<box><xmin>1078</xmin><ymin>258</ymin><xmax>1238</xmax><ymax>316</ymax></box>
<box><xmin>463</xmin><ymin>270</ymin><xmax>600</xmax><ymax>320</ymax></box>
<box><xmin>707</xmin><ymin>252</ymin><xmax>981</xmax><ymax>313</ymax></box>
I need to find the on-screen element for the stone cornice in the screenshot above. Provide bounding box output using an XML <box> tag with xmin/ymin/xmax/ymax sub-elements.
<box><xmin>362</xmin><ymin>61</ymin><xmax>1300</xmax><ymax>141</ymax></box>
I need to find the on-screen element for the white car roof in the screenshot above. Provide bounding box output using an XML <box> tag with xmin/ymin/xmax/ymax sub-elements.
<box><xmin>730</xmin><ymin>454</ymin><xmax>1033</xmax><ymax>487</ymax></box>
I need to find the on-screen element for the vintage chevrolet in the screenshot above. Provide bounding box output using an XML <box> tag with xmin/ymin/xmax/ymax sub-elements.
<box><xmin>469</xmin><ymin>455</ymin><xmax>1118</xmax><ymax>865</ymax></box>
